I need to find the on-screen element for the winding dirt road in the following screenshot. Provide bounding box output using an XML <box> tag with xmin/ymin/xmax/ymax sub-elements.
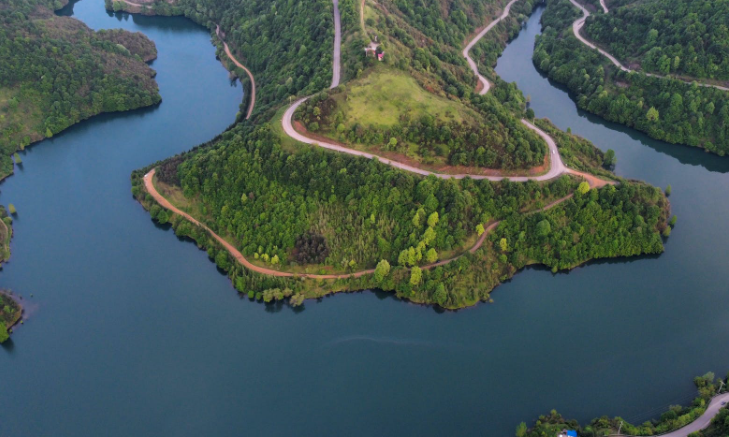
<box><xmin>568</xmin><ymin>0</ymin><xmax>729</xmax><ymax>92</ymax></box>
<box><xmin>144</xmin><ymin>169</ymin><xmax>577</xmax><ymax>279</ymax></box>
<box><xmin>215</xmin><ymin>25</ymin><xmax>256</xmax><ymax>119</ymax></box>
<box><xmin>462</xmin><ymin>0</ymin><xmax>522</xmax><ymax>95</ymax></box>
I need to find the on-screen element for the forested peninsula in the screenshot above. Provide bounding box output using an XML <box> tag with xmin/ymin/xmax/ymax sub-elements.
<box><xmin>0</xmin><ymin>0</ymin><xmax>161</xmax><ymax>181</ymax></box>
<box><xmin>126</xmin><ymin>0</ymin><xmax>673</xmax><ymax>309</ymax></box>
<box><xmin>534</xmin><ymin>0</ymin><xmax>729</xmax><ymax>155</ymax></box>
<box><xmin>516</xmin><ymin>372</ymin><xmax>729</xmax><ymax>437</ymax></box>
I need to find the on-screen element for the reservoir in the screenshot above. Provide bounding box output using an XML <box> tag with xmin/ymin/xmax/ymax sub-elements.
<box><xmin>1</xmin><ymin>3</ymin><xmax>729</xmax><ymax>436</ymax></box>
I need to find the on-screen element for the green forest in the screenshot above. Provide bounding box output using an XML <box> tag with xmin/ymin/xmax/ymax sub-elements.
<box><xmin>583</xmin><ymin>0</ymin><xmax>729</xmax><ymax>81</ymax></box>
<box><xmin>121</xmin><ymin>0</ymin><xmax>672</xmax><ymax>309</ymax></box>
<box><xmin>133</xmin><ymin>117</ymin><xmax>669</xmax><ymax>309</ymax></box>
<box><xmin>534</xmin><ymin>0</ymin><xmax>729</xmax><ymax>155</ymax></box>
<box><xmin>0</xmin><ymin>291</ymin><xmax>22</xmax><ymax>343</ymax></box>
<box><xmin>516</xmin><ymin>372</ymin><xmax>728</xmax><ymax>437</ymax></box>
<box><xmin>0</xmin><ymin>0</ymin><xmax>161</xmax><ymax>180</ymax></box>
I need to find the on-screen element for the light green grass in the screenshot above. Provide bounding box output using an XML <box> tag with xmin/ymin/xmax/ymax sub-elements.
<box><xmin>341</xmin><ymin>69</ymin><xmax>474</xmax><ymax>128</ymax></box>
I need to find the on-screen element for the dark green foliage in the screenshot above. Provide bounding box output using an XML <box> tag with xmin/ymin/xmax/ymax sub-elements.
<box><xmin>584</xmin><ymin>0</ymin><xmax>729</xmax><ymax>80</ymax></box>
<box><xmin>534</xmin><ymin>0</ymin><xmax>729</xmax><ymax>155</ymax></box>
<box><xmin>0</xmin><ymin>0</ymin><xmax>160</xmax><ymax>179</ymax></box>
<box><xmin>294</xmin><ymin>233</ymin><xmax>329</xmax><ymax>264</ymax></box>
<box><xmin>701</xmin><ymin>407</ymin><xmax>729</xmax><ymax>437</ymax></box>
<box><xmin>603</xmin><ymin>149</ymin><xmax>616</xmax><ymax>168</ymax></box>
<box><xmin>492</xmin><ymin>183</ymin><xmax>668</xmax><ymax>271</ymax></box>
<box><xmin>156</xmin><ymin>155</ymin><xmax>185</xmax><ymax>186</ymax></box>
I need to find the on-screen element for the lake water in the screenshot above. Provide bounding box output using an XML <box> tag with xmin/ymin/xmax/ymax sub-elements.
<box><xmin>1</xmin><ymin>3</ymin><xmax>729</xmax><ymax>436</ymax></box>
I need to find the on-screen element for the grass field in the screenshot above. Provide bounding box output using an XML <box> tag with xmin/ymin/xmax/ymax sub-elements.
<box><xmin>340</xmin><ymin>68</ymin><xmax>474</xmax><ymax>128</ymax></box>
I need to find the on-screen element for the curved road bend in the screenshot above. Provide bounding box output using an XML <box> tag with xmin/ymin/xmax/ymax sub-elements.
<box><xmin>462</xmin><ymin>0</ymin><xmax>522</xmax><ymax>95</ymax></box>
<box><xmin>568</xmin><ymin>0</ymin><xmax>729</xmax><ymax>92</ymax></box>
<box><xmin>215</xmin><ymin>25</ymin><xmax>257</xmax><ymax>119</ymax></box>
<box><xmin>619</xmin><ymin>392</ymin><xmax>729</xmax><ymax>437</ymax></box>
<box><xmin>283</xmin><ymin>99</ymin><xmax>566</xmax><ymax>181</ymax></box>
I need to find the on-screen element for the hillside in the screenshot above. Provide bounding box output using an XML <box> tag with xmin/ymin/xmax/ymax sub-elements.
<box><xmin>584</xmin><ymin>0</ymin><xmax>729</xmax><ymax>81</ymax></box>
<box><xmin>534</xmin><ymin>0</ymin><xmax>729</xmax><ymax>156</ymax></box>
<box><xmin>295</xmin><ymin>68</ymin><xmax>546</xmax><ymax>171</ymax></box>
<box><xmin>0</xmin><ymin>0</ymin><xmax>161</xmax><ymax>180</ymax></box>
<box><xmin>129</xmin><ymin>0</ymin><xmax>671</xmax><ymax>308</ymax></box>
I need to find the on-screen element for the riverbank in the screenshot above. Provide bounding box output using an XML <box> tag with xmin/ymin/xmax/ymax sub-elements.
<box><xmin>0</xmin><ymin>0</ymin><xmax>162</xmax><ymax>183</ymax></box>
<box><xmin>519</xmin><ymin>372</ymin><xmax>729</xmax><ymax>437</ymax></box>
<box><xmin>534</xmin><ymin>0</ymin><xmax>729</xmax><ymax>156</ymax></box>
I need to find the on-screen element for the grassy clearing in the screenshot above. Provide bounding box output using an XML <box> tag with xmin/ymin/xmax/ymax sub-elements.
<box><xmin>340</xmin><ymin>68</ymin><xmax>474</xmax><ymax>128</ymax></box>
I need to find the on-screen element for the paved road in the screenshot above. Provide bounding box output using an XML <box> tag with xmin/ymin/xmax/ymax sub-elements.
<box><xmin>331</xmin><ymin>0</ymin><xmax>342</xmax><ymax>89</ymax></box>
<box><xmin>283</xmin><ymin>99</ymin><xmax>567</xmax><ymax>181</ymax></box>
<box><xmin>215</xmin><ymin>25</ymin><xmax>256</xmax><ymax>119</ymax></box>
<box><xmin>568</xmin><ymin>0</ymin><xmax>729</xmax><ymax>92</ymax></box>
<box><xmin>619</xmin><ymin>392</ymin><xmax>729</xmax><ymax>437</ymax></box>
<box><xmin>462</xmin><ymin>0</ymin><xmax>522</xmax><ymax>95</ymax></box>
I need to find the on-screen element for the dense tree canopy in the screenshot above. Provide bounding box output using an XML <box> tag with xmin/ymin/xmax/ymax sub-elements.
<box><xmin>534</xmin><ymin>0</ymin><xmax>729</xmax><ymax>155</ymax></box>
<box><xmin>123</xmin><ymin>0</ymin><xmax>671</xmax><ymax>308</ymax></box>
<box><xmin>584</xmin><ymin>0</ymin><xmax>729</xmax><ymax>80</ymax></box>
<box><xmin>0</xmin><ymin>0</ymin><xmax>160</xmax><ymax>179</ymax></box>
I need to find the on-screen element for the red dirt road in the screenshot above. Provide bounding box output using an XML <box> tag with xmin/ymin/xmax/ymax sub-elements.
<box><xmin>216</xmin><ymin>25</ymin><xmax>256</xmax><ymax>120</ymax></box>
<box><xmin>144</xmin><ymin>169</ymin><xmax>576</xmax><ymax>279</ymax></box>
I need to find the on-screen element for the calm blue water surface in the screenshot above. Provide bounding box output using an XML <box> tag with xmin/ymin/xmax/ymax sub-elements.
<box><xmin>1</xmin><ymin>3</ymin><xmax>729</xmax><ymax>436</ymax></box>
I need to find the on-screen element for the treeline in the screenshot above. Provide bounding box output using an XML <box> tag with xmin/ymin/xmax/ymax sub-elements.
<box><xmin>0</xmin><ymin>0</ymin><xmax>160</xmax><ymax>179</ymax></box>
<box><xmin>584</xmin><ymin>0</ymin><xmax>729</xmax><ymax>80</ymax></box>
<box><xmin>516</xmin><ymin>372</ymin><xmax>728</xmax><ymax>437</ymax></box>
<box><xmin>534</xmin><ymin>0</ymin><xmax>729</xmax><ymax>155</ymax></box>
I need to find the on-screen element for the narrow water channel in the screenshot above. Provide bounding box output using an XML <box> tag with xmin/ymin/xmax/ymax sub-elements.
<box><xmin>1</xmin><ymin>3</ymin><xmax>728</xmax><ymax>436</ymax></box>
